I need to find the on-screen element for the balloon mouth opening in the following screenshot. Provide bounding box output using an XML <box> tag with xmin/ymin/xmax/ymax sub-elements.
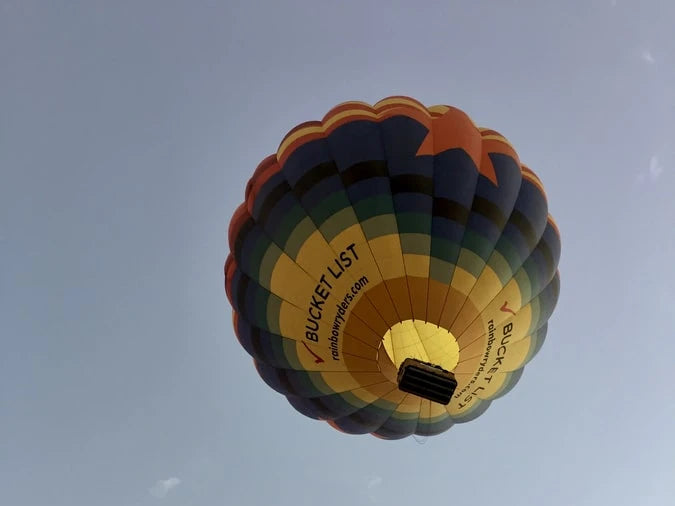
<box><xmin>381</xmin><ymin>319</ymin><xmax>459</xmax><ymax>372</ymax></box>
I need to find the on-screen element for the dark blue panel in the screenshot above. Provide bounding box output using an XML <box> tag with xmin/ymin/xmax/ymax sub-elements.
<box><xmin>465</xmin><ymin>212</ymin><xmax>502</xmax><ymax>259</ymax></box>
<box><xmin>345</xmin><ymin>177</ymin><xmax>391</xmax><ymax>204</ymax></box>
<box><xmin>415</xmin><ymin>416</ymin><xmax>454</xmax><ymax>436</ymax></box>
<box><xmin>513</xmin><ymin>179</ymin><xmax>548</xmax><ymax>242</ymax></box>
<box><xmin>259</xmin><ymin>193</ymin><xmax>300</xmax><ymax>230</ymax></box>
<box><xmin>251</xmin><ymin>171</ymin><xmax>290</xmax><ymax>218</ymax></box>
<box><xmin>431</xmin><ymin>216</ymin><xmax>465</xmax><ymax>245</ymax></box>
<box><xmin>286</xmin><ymin>395</ymin><xmax>322</xmax><ymax>420</ymax></box>
<box><xmin>474</xmin><ymin>152</ymin><xmax>522</xmax><ymax>214</ymax></box>
<box><xmin>327</xmin><ymin>121</ymin><xmax>386</xmax><ymax>170</ymax></box>
<box><xmin>372</xmin><ymin>414</ymin><xmax>417</xmax><ymax>439</ymax></box>
<box><xmin>433</xmin><ymin>149</ymin><xmax>479</xmax><ymax>204</ymax></box>
<box><xmin>330</xmin><ymin>404</ymin><xmax>394</xmax><ymax>434</ymax></box>
<box><xmin>254</xmin><ymin>360</ymin><xmax>293</xmax><ymax>395</ymax></box>
<box><xmin>288</xmin><ymin>392</ymin><xmax>359</xmax><ymax>420</ymax></box>
<box><xmin>379</xmin><ymin>115</ymin><xmax>429</xmax><ymax>158</ymax></box>
<box><xmin>235</xmin><ymin>318</ymin><xmax>293</xmax><ymax>368</ymax></box>
<box><xmin>238</xmin><ymin>225</ymin><xmax>265</xmax><ymax>270</ymax></box>
<box><xmin>392</xmin><ymin>193</ymin><xmax>433</xmax><ymax>214</ymax></box>
<box><xmin>282</xmin><ymin>137</ymin><xmax>333</xmax><ymax>186</ymax></box>
<box><xmin>298</xmin><ymin>174</ymin><xmax>345</xmax><ymax>210</ymax></box>
<box><xmin>386</xmin><ymin>157</ymin><xmax>433</xmax><ymax>178</ymax></box>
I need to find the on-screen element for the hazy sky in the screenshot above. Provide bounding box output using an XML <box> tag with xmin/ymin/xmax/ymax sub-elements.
<box><xmin>2</xmin><ymin>1</ymin><xmax>674</xmax><ymax>505</ymax></box>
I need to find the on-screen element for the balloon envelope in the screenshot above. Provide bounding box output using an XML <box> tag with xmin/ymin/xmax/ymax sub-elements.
<box><xmin>225</xmin><ymin>96</ymin><xmax>561</xmax><ymax>439</ymax></box>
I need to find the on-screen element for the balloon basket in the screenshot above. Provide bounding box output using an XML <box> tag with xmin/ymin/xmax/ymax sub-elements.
<box><xmin>396</xmin><ymin>358</ymin><xmax>458</xmax><ymax>405</ymax></box>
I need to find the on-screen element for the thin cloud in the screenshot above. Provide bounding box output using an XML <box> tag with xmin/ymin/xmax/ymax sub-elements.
<box><xmin>149</xmin><ymin>477</ymin><xmax>181</xmax><ymax>499</ymax></box>
<box><xmin>648</xmin><ymin>155</ymin><xmax>664</xmax><ymax>180</ymax></box>
<box><xmin>367</xmin><ymin>475</ymin><xmax>383</xmax><ymax>503</ymax></box>
<box><xmin>641</xmin><ymin>50</ymin><xmax>655</xmax><ymax>64</ymax></box>
<box><xmin>638</xmin><ymin>155</ymin><xmax>664</xmax><ymax>183</ymax></box>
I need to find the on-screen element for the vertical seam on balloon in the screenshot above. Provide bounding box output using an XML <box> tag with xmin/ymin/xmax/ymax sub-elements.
<box><xmin>363</xmin><ymin>116</ymin><xmax>409</xmax><ymax>324</ymax></box>
<box><xmin>423</xmin><ymin>119</ymin><xmax>439</xmax><ymax>324</ymax></box>
<box><xmin>433</xmin><ymin>118</ymin><xmax>481</xmax><ymax>340</ymax></box>
<box><xmin>368</xmin><ymin>110</ymin><xmax>415</xmax><ymax>325</ymax></box>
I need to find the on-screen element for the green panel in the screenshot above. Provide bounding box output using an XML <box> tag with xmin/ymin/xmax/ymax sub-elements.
<box><xmin>395</xmin><ymin>212</ymin><xmax>432</xmax><ymax>235</ymax></box>
<box><xmin>361</xmin><ymin>214</ymin><xmax>399</xmax><ymax>239</ymax></box>
<box><xmin>456</xmin><ymin>248</ymin><xmax>484</xmax><ymax>279</ymax></box>
<box><xmin>353</xmin><ymin>194</ymin><xmax>396</xmax><ymax>221</ymax></box>
<box><xmin>430</xmin><ymin>238</ymin><xmax>461</xmax><ymax>264</ymax></box>
<box><xmin>429</xmin><ymin>257</ymin><xmax>454</xmax><ymax>284</ymax></box>
<box><xmin>265</xmin><ymin>295</ymin><xmax>283</xmax><ymax>335</ymax></box>
<box><xmin>319</xmin><ymin>207</ymin><xmax>359</xmax><ymax>242</ymax></box>
<box><xmin>284</xmin><ymin>217</ymin><xmax>316</xmax><ymax>260</ymax></box>
<box><xmin>258</xmin><ymin>243</ymin><xmax>283</xmax><ymax>287</ymax></box>
<box><xmin>461</xmin><ymin>229</ymin><xmax>493</xmax><ymax>263</ymax></box>
<box><xmin>485</xmin><ymin>250</ymin><xmax>512</xmax><ymax>285</ymax></box>
<box><xmin>399</xmin><ymin>233</ymin><xmax>431</xmax><ymax>256</ymax></box>
<box><xmin>275</xmin><ymin>204</ymin><xmax>307</xmax><ymax>246</ymax></box>
<box><xmin>513</xmin><ymin>269</ymin><xmax>532</xmax><ymax>303</ymax></box>
<box><xmin>308</xmin><ymin>190</ymin><xmax>352</xmax><ymax>226</ymax></box>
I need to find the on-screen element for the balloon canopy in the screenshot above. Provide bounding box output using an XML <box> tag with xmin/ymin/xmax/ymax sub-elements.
<box><xmin>224</xmin><ymin>96</ymin><xmax>561</xmax><ymax>439</ymax></box>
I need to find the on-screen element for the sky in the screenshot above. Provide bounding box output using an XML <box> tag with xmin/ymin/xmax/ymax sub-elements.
<box><xmin>2</xmin><ymin>1</ymin><xmax>674</xmax><ymax>505</ymax></box>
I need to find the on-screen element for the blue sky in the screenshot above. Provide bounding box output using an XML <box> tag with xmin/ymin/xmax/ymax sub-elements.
<box><xmin>2</xmin><ymin>1</ymin><xmax>674</xmax><ymax>505</ymax></box>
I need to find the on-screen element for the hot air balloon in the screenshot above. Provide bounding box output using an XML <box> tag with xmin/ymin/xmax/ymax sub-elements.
<box><xmin>224</xmin><ymin>96</ymin><xmax>560</xmax><ymax>439</ymax></box>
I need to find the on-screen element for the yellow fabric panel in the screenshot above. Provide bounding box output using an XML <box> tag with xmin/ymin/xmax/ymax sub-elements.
<box><xmin>375</xmin><ymin>389</ymin><xmax>417</xmax><ymax>412</ymax></box>
<box><xmin>277</xmin><ymin>300</ymin><xmax>379</xmax><ymax>351</ymax></box>
<box><xmin>475</xmin><ymin>371</ymin><xmax>509</xmax><ymax>398</ymax></box>
<box><xmin>455</xmin><ymin>278</ymin><xmax>524</xmax><ymax>348</ymax></box>
<box><xmin>367</xmin><ymin>234</ymin><xmax>407</xmax><ymax>279</ymax></box>
<box><xmin>447</xmin><ymin>393</ymin><xmax>479</xmax><ymax>416</ymax></box>
<box><xmin>425</xmin><ymin>278</ymin><xmax>451</xmax><ymax>325</ymax></box>
<box><xmin>406</xmin><ymin>276</ymin><xmax>429</xmax><ymax>321</ymax></box>
<box><xmin>428</xmin><ymin>401</ymin><xmax>448</xmax><ymax>418</ymax></box>
<box><xmin>456</xmin><ymin>333</ymin><xmax>487</xmax><ymax>361</ymax></box>
<box><xmin>453</xmin><ymin>354</ymin><xmax>482</xmax><ymax>376</ymax></box>
<box><xmin>319</xmin><ymin>371</ymin><xmax>387</xmax><ymax>395</ymax></box>
<box><xmin>402</xmin><ymin>251</ymin><xmax>430</xmax><ymax>278</ymax></box>
<box><xmin>331</xmin><ymin>226</ymin><xmax>385</xmax><ymax>282</ymax></box>
<box><xmin>293</xmin><ymin>229</ymin><xmax>337</xmax><ymax>278</ymax></box>
<box><xmin>269</xmin><ymin>253</ymin><xmax>318</xmax><ymax>308</ymax></box>
<box><xmin>384</xmin><ymin>278</ymin><xmax>414</xmax><ymax>321</ymax></box>
<box><xmin>357</xmin><ymin>282</ymin><xmax>401</xmax><ymax>329</ymax></box>
<box><xmin>342</xmin><ymin>337</ymin><xmax>380</xmax><ymax>360</ymax></box>
<box><xmin>394</xmin><ymin>393</ymin><xmax>423</xmax><ymax>414</ymax></box>
<box><xmin>450</xmin><ymin>266</ymin><xmax>476</xmax><ymax>296</ymax></box>
<box><xmin>293</xmin><ymin>340</ymin><xmax>377</xmax><ymax>372</ymax></box>
<box><xmin>459</xmin><ymin>265</ymin><xmax>503</xmax><ymax>320</ymax></box>
<box><xmin>497</xmin><ymin>335</ymin><xmax>534</xmax><ymax>372</ymax></box>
